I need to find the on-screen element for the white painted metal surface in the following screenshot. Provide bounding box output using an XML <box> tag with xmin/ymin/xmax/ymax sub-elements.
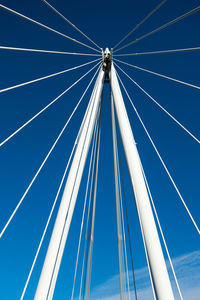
<box><xmin>110</xmin><ymin>62</ymin><xmax>174</xmax><ymax>300</ymax></box>
<box><xmin>34</xmin><ymin>69</ymin><xmax>105</xmax><ymax>300</ymax></box>
<box><xmin>84</xmin><ymin>102</ymin><xmax>102</xmax><ymax>300</ymax></box>
<box><xmin>111</xmin><ymin>94</ymin><xmax>125</xmax><ymax>300</ymax></box>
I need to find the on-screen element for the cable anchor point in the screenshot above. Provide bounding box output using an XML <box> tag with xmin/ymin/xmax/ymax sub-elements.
<box><xmin>102</xmin><ymin>48</ymin><xmax>112</xmax><ymax>83</ymax></box>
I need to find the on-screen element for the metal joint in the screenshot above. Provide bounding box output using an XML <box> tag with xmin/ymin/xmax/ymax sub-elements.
<box><xmin>102</xmin><ymin>48</ymin><xmax>112</xmax><ymax>83</ymax></box>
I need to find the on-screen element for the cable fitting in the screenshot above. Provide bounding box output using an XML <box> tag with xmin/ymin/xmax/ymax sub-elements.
<box><xmin>102</xmin><ymin>48</ymin><xmax>112</xmax><ymax>83</ymax></box>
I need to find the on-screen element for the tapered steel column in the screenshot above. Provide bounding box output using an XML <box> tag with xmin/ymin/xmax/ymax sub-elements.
<box><xmin>111</xmin><ymin>94</ymin><xmax>125</xmax><ymax>300</ymax></box>
<box><xmin>34</xmin><ymin>69</ymin><xmax>105</xmax><ymax>300</ymax></box>
<box><xmin>84</xmin><ymin>99</ymin><xmax>102</xmax><ymax>300</ymax></box>
<box><xmin>110</xmin><ymin>63</ymin><xmax>174</xmax><ymax>300</ymax></box>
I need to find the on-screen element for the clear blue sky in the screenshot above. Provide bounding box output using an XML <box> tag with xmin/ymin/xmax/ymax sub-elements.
<box><xmin>0</xmin><ymin>0</ymin><xmax>200</xmax><ymax>299</ymax></box>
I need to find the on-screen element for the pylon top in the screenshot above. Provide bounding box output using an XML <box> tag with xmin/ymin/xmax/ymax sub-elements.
<box><xmin>102</xmin><ymin>48</ymin><xmax>112</xmax><ymax>72</ymax></box>
<box><xmin>101</xmin><ymin>48</ymin><xmax>112</xmax><ymax>83</ymax></box>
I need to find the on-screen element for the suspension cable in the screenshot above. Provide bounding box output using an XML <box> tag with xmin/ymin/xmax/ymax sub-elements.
<box><xmin>113</xmin><ymin>76</ymin><xmax>156</xmax><ymax>300</ymax></box>
<box><xmin>113</xmin><ymin>0</ymin><xmax>167</xmax><ymax>50</ymax></box>
<box><xmin>60</xmin><ymin>73</ymin><xmax>101</xmax><ymax>300</ymax></box>
<box><xmin>113</xmin><ymin>99</ymin><xmax>131</xmax><ymax>299</ymax></box>
<box><xmin>135</xmin><ymin>196</ymin><xmax>157</xmax><ymax>299</ymax></box>
<box><xmin>116</xmin><ymin>69</ymin><xmax>200</xmax><ymax>235</ymax></box>
<box><xmin>114</xmin><ymin>62</ymin><xmax>200</xmax><ymax>144</ymax></box>
<box><xmin>78</xmin><ymin>123</ymin><xmax>98</xmax><ymax>300</ymax></box>
<box><xmin>117</xmin><ymin>138</ymin><xmax>138</xmax><ymax>300</ymax></box>
<box><xmin>111</xmin><ymin>94</ymin><xmax>126</xmax><ymax>300</ymax></box>
<box><xmin>114</xmin><ymin>5</ymin><xmax>200</xmax><ymax>53</ymax></box>
<box><xmin>0</xmin><ymin>58</ymin><xmax>101</xmax><ymax>94</ymax></box>
<box><xmin>116</xmin><ymin>134</ymin><xmax>131</xmax><ymax>300</ymax></box>
<box><xmin>78</xmin><ymin>82</ymin><xmax>101</xmax><ymax>300</ymax></box>
<box><xmin>0</xmin><ymin>65</ymin><xmax>100</xmax><ymax>239</ymax></box>
<box><xmin>20</xmin><ymin>121</ymin><xmax>80</xmax><ymax>300</ymax></box>
<box><xmin>141</xmin><ymin>164</ymin><xmax>183</xmax><ymax>300</ymax></box>
<box><xmin>41</xmin><ymin>0</ymin><xmax>101</xmax><ymax>50</ymax></box>
<box><xmin>0</xmin><ymin>4</ymin><xmax>100</xmax><ymax>53</ymax></box>
<box><xmin>114</xmin><ymin>102</ymin><xmax>156</xmax><ymax>298</ymax></box>
<box><xmin>114</xmin><ymin>58</ymin><xmax>200</xmax><ymax>90</ymax></box>
<box><xmin>0</xmin><ymin>46</ymin><xmax>101</xmax><ymax>56</ymax></box>
<box><xmin>70</xmin><ymin>117</ymin><xmax>99</xmax><ymax>300</ymax></box>
<box><xmin>113</xmin><ymin>46</ymin><xmax>200</xmax><ymax>57</ymax></box>
<box><xmin>42</xmin><ymin>69</ymin><xmax>103</xmax><ymax>298</ymax></box>
<box><xmin>0</xmin><ymin>61</ymin><xmax>101</xmax><ymax>148</ymax></box>
<box><xmin>82</xmin><ymin>101</ymin><xmax>102</xmax><ymax>300</ymax></box>
<box><xmin>80</xmin><ymin>111</ymin><xmax>100</xmax><ymax>300</ymax></box>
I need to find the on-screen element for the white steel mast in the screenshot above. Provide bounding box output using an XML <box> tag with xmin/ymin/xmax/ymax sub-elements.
<box><xmin>111</xmin><ymin>94</ymin><xmax>126</xmax><ymax>300</ymax></box>
<box><xmin>84</xmin><ymin>98</ymin><xmax>102</xmax><ymax>300</ymax></box>
<box><xmin>110</xmin><ymin>59</ymin><xmax>174</xmax><ymax>300</ymax></box>
<box><xmin>34</xmin><ymin>68</ymin><xmax>105</xmax><ymax>300</ymax></box>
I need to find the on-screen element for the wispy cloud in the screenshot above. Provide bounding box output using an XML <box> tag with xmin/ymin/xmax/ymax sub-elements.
<box><xmin>88</xmin><ymin>250</ymin><xmax>200</xmax><ymax>300</ymax></box>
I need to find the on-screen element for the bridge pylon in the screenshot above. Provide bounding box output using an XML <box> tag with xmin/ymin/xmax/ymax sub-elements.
<box><xmin>34</xmin><ymin>48</ymin><xmax>174</xmax><ymax>300</ymax></box>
